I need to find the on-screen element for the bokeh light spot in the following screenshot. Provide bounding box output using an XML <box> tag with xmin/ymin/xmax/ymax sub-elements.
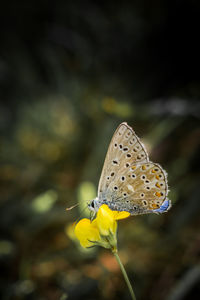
<box><xmin>31</xmin><ymin>190</ymin><xmax>58</xmax><ymax>213</ymax></box>
<box><xmin>77</xmin><ymin>181</ymin><xmax>96</xmax><ymax>217</ymax></box>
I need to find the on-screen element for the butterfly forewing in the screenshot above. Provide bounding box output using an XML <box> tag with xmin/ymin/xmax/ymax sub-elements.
<box><xmin>98</xmin><ymin>122</ymin><xmax>149</xmax><ymax>195</ymax></box>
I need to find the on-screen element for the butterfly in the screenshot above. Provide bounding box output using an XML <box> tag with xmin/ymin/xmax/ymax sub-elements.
<box><xmin>88</xmin><ymin>122</ymin><xmax>171</xmax><ymax>215</ymax></box>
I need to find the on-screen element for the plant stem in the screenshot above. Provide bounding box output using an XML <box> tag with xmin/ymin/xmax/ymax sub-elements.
<box><xmin>113</xmin><ymin>251</ymin><xmax>137</xmax><ymax>300</ymax></box>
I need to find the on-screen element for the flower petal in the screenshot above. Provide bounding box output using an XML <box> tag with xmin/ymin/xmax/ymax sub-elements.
<box><xmin>74</xmin><ymin>218</ymin><xmax>100</xmax><ymax>248</ymax></box>
<box><xmin>96</xmin><ymin>204</ymin><xmax>117</xmax><ymax>236</ymax></box>
<box><xmin>113</xmin><ymin>211</ymin><xmax>130</xmax><ymax>220</ymax></box>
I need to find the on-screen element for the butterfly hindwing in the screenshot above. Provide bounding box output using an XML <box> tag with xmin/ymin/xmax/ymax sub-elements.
<box><xmin>101</xmin><ymin>162</ymin><xmax>170</xmax><ymax>215</ymax></box>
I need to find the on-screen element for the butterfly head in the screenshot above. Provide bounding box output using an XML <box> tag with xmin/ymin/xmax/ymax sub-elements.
<box><xmin>88</xmin><ymin>197</ymin><xmax>100</xmax><ymax>213</ymax></box>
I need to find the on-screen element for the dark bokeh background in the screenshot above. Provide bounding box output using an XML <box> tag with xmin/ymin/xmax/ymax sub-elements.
<box><xmin>0</xmin><ymin>1</ymin><xmax>200</xmax><ymax>300</ymax></box>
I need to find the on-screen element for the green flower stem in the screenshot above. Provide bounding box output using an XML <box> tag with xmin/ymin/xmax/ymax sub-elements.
<box><xmin>113</xmin><ymin>251</ymin><xmax>137</xmax><ymax>300</ymax></box>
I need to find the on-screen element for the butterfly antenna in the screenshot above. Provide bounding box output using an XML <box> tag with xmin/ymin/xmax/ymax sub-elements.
<box><xmin>79</xmin><ymin>201</ymin><xmax>91</xmax><ymax>216</ymax></box>
<box><xmin>73</xmin><ymin>203</ymin><xmax>91</xmax><ymax>225</ymax></box>
<box><xmin>65</xmin><ymin>203</ymin><xmax>79</xmax><ymax>211</ymax></box>
<box><xmin>66</xmin><ymin>203</ymin><xmax>91</xmax><ymax>224</ymax></box>
<box><xmin>66</xmin><ymin>201</ymin><xmax>95</xmax><ymax>224</ymax></box>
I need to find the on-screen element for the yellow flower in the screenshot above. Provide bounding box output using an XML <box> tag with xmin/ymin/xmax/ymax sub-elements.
<box><xmin>74</xmin><ymin>204</ymin><xmax>130</xmax><ymax>249</ymax></box>
<box><xmin>72</xmin><ymin>205</ymin><xmax>136</xmax><ymax>300</ymax></box>
<box><xmin>96</xmin><ymin>204</ymin><xmax>130</xmax><ymax>236</ymax></box>
<box><xmin>74</xmin><ymin>218</ymin><xmax>101</xmax><ymax>248</ymax></box>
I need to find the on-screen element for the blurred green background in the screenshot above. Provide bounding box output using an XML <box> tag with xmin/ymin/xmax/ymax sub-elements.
<box><xmin>0</xmin><ymin>1</ymin><xmax>200</xmax><ymax>300</ymax></box>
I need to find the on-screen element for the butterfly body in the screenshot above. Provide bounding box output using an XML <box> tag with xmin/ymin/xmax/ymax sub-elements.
<box><xmin>89</xmin><ymin>122</ymin><xmax>171</xmax><ymax>216</ymax></box>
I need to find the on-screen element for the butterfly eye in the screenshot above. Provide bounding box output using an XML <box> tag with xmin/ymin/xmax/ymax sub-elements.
<box><xmin>113</xmin><ymin>186</ymin><xmax>118</xmax><ymax>191</ymax></box>
<box><xmin>110</xmin><ymin>172</ymin><xmax>115</xmax><ymax>176</ymax></box>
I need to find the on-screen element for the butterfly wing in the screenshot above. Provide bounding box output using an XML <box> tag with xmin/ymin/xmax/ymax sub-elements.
<box><xmin>98</xmin><ymin>122</ymin><xmax>149</xmax><ymax>196</ymax></box>
<box><xmin>97</xmin><ymin>122</ymin><xmax>170</xmax><ymax>215</ymax></box>
<box><xmin>103</xmin><ymin>162</ymin><xmax>170</xmax><ymax>215</ymax></box>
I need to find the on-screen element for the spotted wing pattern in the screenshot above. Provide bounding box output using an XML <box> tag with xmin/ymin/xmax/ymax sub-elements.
<box><xmin>98</xmin><ymin>122</ymin><xmax>148</xmax><ymax>195</ymax></box>
<box><xmin>101</xmin><ymin>162</ymin><xmax>170</xmax><ymax>215</ymax></box>
<box><xmin>97</xmin><ymin>122</ymin><xmax>170</xmax><ymax>215</ymax></box>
